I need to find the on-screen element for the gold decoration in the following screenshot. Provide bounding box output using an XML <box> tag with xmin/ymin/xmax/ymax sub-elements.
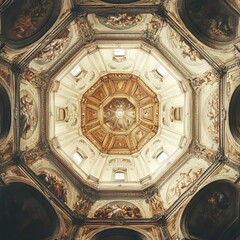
<box><xmin>81</xmin><ymin>74</ymin><xmax>159</xmax><ymax>154</ymax></box>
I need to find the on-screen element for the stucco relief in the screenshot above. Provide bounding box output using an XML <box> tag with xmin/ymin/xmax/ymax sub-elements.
<box><xmin>20</xmin><ymin>90</ymin><xmax>38</xmax><ymax>139</ymax></box>
<box><xmin>189</xmin><ymin>70</ymin><xmax>217</xmax><ymax>92</ymax></box>
<box><xmin>206</xmin><ymin>91</ymin><xmax>219</xmax><ymax>144</ymax></box>
<box><xmin>75</xmin><ymin>18</ymin><xmax>94</xmax><ymax>42</ymax></box>
<box><xmin>22</xmin><ymin>145</ymin><xmax>48</xmax><ymax>165</ymax></box>
<box><xmin>93</xmin><ymin>201</ymin><xmax>143</xmax><ymax>219</ymax></box>
<box><xmin>73</xmin><ymin>194</ymin><xmax>95</xmax><ymax>216</ymax></box>
<box><xmin>144</xmin><ymin>15</ymin><xmax>166</xmax><ymax>42</ymax></box>
<box><xmin>169</xmin><ymin>28</ymin><xmax>203</xmax><ymax>62</ymax></box>
<box><xmin>146</xmin><ymin>191</ymin><xmax>164</xmax><ymax>216</ymax></box>
<box><xmin>98</xmin><ymin>13</ymin><xmax>143</xmax><ymax>29</ymax></box>
<box><xmin>34</xmin><ymin>28</ymin><xmax>70</xmax><ymax>64</ymax></box>
<box><xmin>166</xmin><ymin>167</ymin><xmax>203</xmax><ymax>206</ymax></box>
<box><xmin>21</xmin><ymin>68</ymin><xmax>46</xmax><ymax>88</ymax></box>
<box><xmin>38</xmin><ymin>171</ymin><xmax>68</xmax><ymax>203</ymax></box>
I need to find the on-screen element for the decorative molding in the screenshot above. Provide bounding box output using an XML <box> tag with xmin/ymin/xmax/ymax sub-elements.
<box><xmin>188</xmin><ymin>70</ymin><xmax>218</xmax><ymax>92</ymax></box>
<box><xmin>22</xmin><ymin>145</ymin><xmax>50</xmax><ymax>166</ymax></box>
<box><xmin>189</xmin><ymin>140</ymin><xmax>215</xmax><ymax>162</ymax></box>
<box><xmin>144</xmin><ymin>15</ymin><xmax>166</xmax><ymax>42</ymax></box>
<box><xmin>20</xmin><ymin>67</ymin><xmax>48</xmax><ymax>88</ymax></box>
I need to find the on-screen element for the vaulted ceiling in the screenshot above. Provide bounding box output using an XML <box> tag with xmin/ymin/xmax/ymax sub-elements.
<box><xmin>0</xmin><ymin>0</ymin><xmax>239</xmax><ymax>240</ymax></box>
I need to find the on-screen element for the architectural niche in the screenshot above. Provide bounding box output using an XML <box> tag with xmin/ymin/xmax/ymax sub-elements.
<box><xmin>81</xmin><ymin>73</ymin><xmax>159</xmax><ymax>154</ymax></box>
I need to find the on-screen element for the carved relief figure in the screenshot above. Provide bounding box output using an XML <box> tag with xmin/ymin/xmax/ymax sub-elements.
<box><xmin>22</xmin><ymin>146</ymin><xmax>48</xmax><ymax>165</ymax></box>
<box><xmin>145</xmin><ymin>16</ymin><xmax>165</xmax><ymax>41</ymax></box>
<box><xmin>167</xmin><ymin>168</ymin><xmax>203</xmax><ymax>204</ymax></box>
<box><xmin>21</xmin><ymin>68</ymin><xmax>46</xmax><ymax>87</ymax></box>
<box><xmin>170</xmin><ymin>30</ymin><xmax>203</xmax><ymax>62</ymax></box>
<box><xmin>94</xmin><ymin>202</ymin><xmax>142</xmax><ymax>219</ymax></box>
<box><xmin>207</xmin><ymin>92</ymin><xmax>219</xmax><ymax>143</ymax></box>
<box><xmin>20</xmin><ymin>91</ymin><xmax>38</xmax><ymax>139</ymax></box>
<box><xmin>146</xmin><ymin>191</ymin><xmax>164</xmax><ymax>216</ymax></box>
<box><xmin>99</xmin><ymin>13</ymin><xmax>142</xmax><ymax>29</ymax></box>
<box><xmin>39</xmin><ymin>171</ymin><xmax>67</xmax><ymax>203</ymax></box>
<box><xmin>189</xmin><ymin>71</ymin><xmax>216</xmax><ymax>92</ymax></box>
<box><xmin>74</xmin><ymin>195</ymin><xmax>94</xmax><ymax>216</ymax></box>
<box><xmin>34</xmin><ymin>28</ymin><xmax>70</xmax><ymax>64</ymax></box>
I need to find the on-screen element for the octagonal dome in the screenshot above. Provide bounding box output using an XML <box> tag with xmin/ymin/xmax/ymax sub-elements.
<box><xmin>81</xmin><ymin>73</ymin><xmax>159</xmax><ymax>154</ymax></box>
<box><xmin>48</xmin><ymin>40</ymin><xmax>192</xmax><ymax>190</ymax></box>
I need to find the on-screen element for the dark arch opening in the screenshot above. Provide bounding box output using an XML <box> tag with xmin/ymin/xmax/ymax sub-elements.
<box><xmin>0</xmin><ymin>182</ymin><xmax>59</xmax><ymax>240</ymax></box>
<box><xmin>181</xmin><ymin>180</ymin><xmax>240</xmax><ymax>240</ymax></box>
<box><xmin>101</xmin><ymin>0</ymin><xmax>139</xmax><ymax>4</ymax></box>
<box><xmin>229</xmin><ymin>85</ymin><xmax>240</xmax><ymax>144</ymax></box>
<box><xmin>92</xmin><ymin>228</ymin><xmax>145</xmax><ymax>240</ymax></box>
<box><xmin>0</xmin><ymin>84</ymin><xmax>11</xmax><ymax>143</ymax></box>
<box><xmin>178</xmin><ymin>0</ymin><xmax>238</xmax><ymax>48</ymax></box>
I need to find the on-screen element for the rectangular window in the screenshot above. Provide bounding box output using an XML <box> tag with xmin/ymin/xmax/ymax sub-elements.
<box><xmin>156</xmin><ymin>65</ymin><xmax>168</xmax><ymax>76</ymax></box>
<box><xmin>72</xmin><ymin>152</ymin><xmax>83</xmax><ymax>165</ymax></box>
<box><xmin>157</xmin><ymin>151</ymin><xmax>168</xmax><ymax>163</ymax></box>
<box><xmin>114</xmin><ymin>49</ymin><xmax>125</xmax><ymax>57</ymax></box>
<box><xmin>115</xmin><ymin>172</ymin><xmax>125</xmax><ymax>181</ymax></box>
<box><xmin>71</xmin><ymin>65</ymin><xmax>82</xmax><ymax>76</ymax></box>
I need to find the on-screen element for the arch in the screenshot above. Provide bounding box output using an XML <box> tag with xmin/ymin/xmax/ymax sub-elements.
<box><xmin>181</xmin><ymin>180</ymin><xmax>240</xmax><ymax>240</ymax></box>
<box><xmin>92</xmin><ymin>228</ymin><xmax>145</xmax><ymax>240</ymax></box>
<box><xmin>0</xmin><ymin>83</ymin><xmax>11</xmax><ymax>144</ymax></box>
<box><xmin>101</xmin><ymin>0</ymin><xmax>139</xmax><ymax>4</ymax></box>
<box><xmin>229</xmin><ymin>85</ymin><xmax>240</xmax><ymax>144</ymax></box>
<box><xmin>0</xmin><ymin>0</ymin><xmax>61</xmax><ymax>48</ymax></box>
<box><xmin>0</xmin><ymin>182</ymin><xmax>59</xmax><ymax>240</ymax></box>
<box><xmin>179</xmin><ymin>0</ymin><xmax>239</xmax><ymax>48</ymax></box>
<box><xmin>83</xmin><ymin>226</ymin><xmax>154</xmax><ymax>240</ymax></box>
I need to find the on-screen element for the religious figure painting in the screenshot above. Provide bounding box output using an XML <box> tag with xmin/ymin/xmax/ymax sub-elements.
<box><xmin>2</xmin><ymin>0</ymin><xmax>55</xmax><ymax>41</ymax></box>
<box><xmin>184</xmin><ymin>0</ymin><xmax>238</xmax><ymax>43</ymax></box>
<box><xmin>182</xmin><ymin>181</ymin><xmax>238</xmax><ymax>240</ymax></box>
<box><xmin>20</xmin><ymin>90</ymin><xmax>38</xmax><ymax>139</ymax></box>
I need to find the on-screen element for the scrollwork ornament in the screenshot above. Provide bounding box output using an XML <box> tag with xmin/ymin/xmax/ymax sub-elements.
<box><xmin>189</xmin><ymin>71</ymin><xmax>217</xmax><ymax>92</ymax></box>
<box><xmin>144</xmin><ymin>15</ymin><xmax>166</xmax><ymax>42</ymax></box>
<box><xmin>21</xmin><ymin>67</ymin><xmax>47</xmax><ymax>88</ymax></box>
